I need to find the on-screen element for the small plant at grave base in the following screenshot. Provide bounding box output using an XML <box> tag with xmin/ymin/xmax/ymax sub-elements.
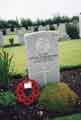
<box><xmin>0</xmin><ymin>91</ymin><xmax>16</xmax><ymax>106</ymax></box>
<box><xmin>38</xmin><ymin>82</ymin><xmax>80</xmax><ymax>113</ymax></box>
<box><xmin>10</xmin><ymin>27</ymin><xmax>14</xmax><ymax>32</ymax></box>
<box><xmin>2</xmin><ymin>29</ymin><xmax>6</xmax><ymax>35</ymax></box>
<box><xmin>9</xmin><ymin>38</ymin><xmax>14</xmax><ymax>46</ymax></box>
<box><xmin>34</xmin><ymin>27</ymin><xmax>38</xmax><ymax>32</ymax></box>
<box><xmin>49</xmin><ymin>25</ymin><xmax>55</xmax><ymax>31</ymax></box>
<box><xmin>0</xmin><ymin>49</ymin><xmax>14</xmax><ymax>89</ymax></box>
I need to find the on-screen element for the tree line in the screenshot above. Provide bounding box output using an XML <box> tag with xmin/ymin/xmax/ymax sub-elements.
<box><xmin>0</xmin><ymin>16</ymin><xmax>79</xmax><ymax>29</ymax></box>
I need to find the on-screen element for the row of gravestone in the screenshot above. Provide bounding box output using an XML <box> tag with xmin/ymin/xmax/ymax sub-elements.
<box><xmin>0</xmin><ymin>24</ymin><xmax>68</xmax><ymax>46</ymax></box>
<box><xmin>16</xmin><ymin>24</ymin><xmax>70</xmax><ymax>44</ymax></box>
<box><xmin>21</xmin><ymin>15</ymin><xmax>81</xmax><ymax>86</ymax></box>
<box><xmin>6</xmin><ymin>25</ymin><xmax>55</xmax><ymax>34</ymax></box>
<box><xmin>0</xmin><ymin>14</ymin><xmax>81</xmax><ymax>86</ymax></box>
<box><xmin>0</xmin><ymin>30</ymin><xmax>26</xmax><ymax>46</ymax></box>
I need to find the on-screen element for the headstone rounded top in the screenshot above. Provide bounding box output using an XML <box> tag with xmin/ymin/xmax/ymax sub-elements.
<box><xmin>24</xmin><ymin>31</ymin><xmax>59</xmax><ymax>37</ymax></box>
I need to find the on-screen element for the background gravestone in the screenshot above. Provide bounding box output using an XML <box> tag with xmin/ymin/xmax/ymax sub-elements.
<box><xmin>16</xmin><ymin>30</ymin><xmax>25</xmax><ymax>44</ymax></box>
<box><xmin>21</xmin><ymin>27</ymin><xmax>27</xmax><ymax>33</ymax></box>
<box><xmin>24</xmin><ymin>31</ymin><xmax>60</xmax><ymax>86</ymax></box>
<box><xmin>58</xmin><ymin>23</ymin><xmax>66</xmax><ymax>33</ymax></box>
<box><xmin>53</xmin><ymin>24</ymin><xmax>58</xmax><ymax>30</ymax></box>
<box><xmin>30</xmin><ymin>26</ymin><xmax>34</xmax><ymax>32</ymax></box>
<box><xmin>0</xmin><ymin>31</ymin><xmax>4</xmax><ymax>47</ymax></box>
<box><xmin>79</xmin><ymin>13</ymin><xmax>81</xmax><ymax>38</ymax></box>
<box><xmin>58</xmin><ymin>23</ymin><xmax>69</xmax><ymax>40</ymax></box>
<box><xmin>6</xmin><ymin>28</ymin><xmax>11</xmax><ymax>35</ymax></box>
<box><xmin>38</xmin><ymin>25</ymin><xmax>47</xmax><ymax>31</ymax></box>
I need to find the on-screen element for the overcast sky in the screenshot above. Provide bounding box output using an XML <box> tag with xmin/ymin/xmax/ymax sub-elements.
<box><xmin>0</xmin><ymin>0</ymin><xmax>81</xmax><ymax>20</ymax></box>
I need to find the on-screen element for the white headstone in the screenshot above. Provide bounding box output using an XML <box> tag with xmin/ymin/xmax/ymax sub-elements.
<box><xmin>58</xmin><ymin>23</ymin><xmax>69</xmax><ymax>40</ymax></box>
<box><xmin>16</xmin><ymin>30</ymin><xmax>24</xmax><ymax>44</ymax></box>
<box><xmin>53</xmin><ymin>24</ymin><xmax>58</xmax><ymax>30</ymax></box>
<box><xmin>27</xmin><ymin>27</ymin><xmax>32</xmax><ymax>33</ymax></box>
<box><xmin>58</xmin><ymin>23</ymin><xmax>66</xmax><ymax>33</ymax></box>
<box><xmin>21</xmin><ymin>27</ymin><xmax>26</xmax><ymax>33</ymax></box>
<box><xmin>79</xmin><ymin>13</ymin><xmax>81</xmax><ymax>38</ymax></box>
<box><xmin>45</xmin><ymin>25</ymin><xmax>50</xmax><ymax>31</ymax></box>
<box><xmin>0</xmin><ymin>31</ymin><xmax>4</xmax><ymax>47</ymax></box>
<box><xmin>24</xmin><ymin>31</ymin><xmax>60</xmax><ymax>86</ymax></box>
<box><xmin>38</xmin><ymin>25</ymin><xmax>46</xmax><ymax>31</ymax></box>
<box><xmin>6</xmin><ymin>28</ymin><xmax>11</xmax><ymax>35</ymax></box>
<box><xmin>30</xmin><ymin>26</ymin><xmax>34</xmax><ymax>32</ymax></box>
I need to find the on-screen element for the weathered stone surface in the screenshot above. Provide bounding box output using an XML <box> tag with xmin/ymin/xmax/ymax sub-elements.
<box><xmin>24</xmin><ymin>31</ymin><xmax>60</xmax><ymax>86</ymax></box>
<box><xmin>0</xmin><ymin>31</ymin><xmax>4</xmax><ymax>46</ymax></box>
<box><xmin>79</xmin><ymin>13</ymin><xmax>81</xmax><ymax>38</ymax></box>
<box><xmin>16</xmin><ymin>30</ymin><xmax>25</xmax><ymax>44</ymax></box>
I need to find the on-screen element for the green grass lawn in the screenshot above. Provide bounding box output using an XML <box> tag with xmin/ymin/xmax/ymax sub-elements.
<box><xmin>5</xmin><ymin>46</ymin><xmax>27</xmax><ymax>74</ymax></box>
<box><xmin>50</xmin><ymin>114</ymin><xmax>81</xmax><ymax>120</ymax></box>
<box><xmin>60</xmin><ymin>40</ymin><xmax>81</xmax><ymax>68</ymax></box>
<box><xmin>1</xmin><ymin>35</ymin><xmax>81</xmax><ymax>74</ymax></box>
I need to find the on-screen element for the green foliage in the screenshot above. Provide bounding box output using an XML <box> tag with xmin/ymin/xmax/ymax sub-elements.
<box><xmin>7</xmin><ymin>20</ymin><xmax>20</xmax><ymax>28</ymax></box>
<box><xmin>9</xmin><ymin>38</ymin><xmax>14</xmax><ymax>46</ymax></box>
<box><xmin>52</xmin><ymin>16</ymin><xmax>71</xmax><ymax>24</ymax></box>
<box><xmin>66</xmin><ymin>23</ymin><xmax>80</xmax><ymax>39</ymax></box>
<box><xmin>10</xmin><ymin>27</ymin><xmax>14</xmax><ymax>32</ymax></box>
<box><xmin>0</xmin><ymin>16</ymin><xmax>78</xmax><ymax>30</ymax></box>
<box><xmin>0</xmin><ymin>20</ymin><xmax>20</xmax><ymax>29</ymax></box>
<box><xmin>72</xmin><ymin>16</ymin><xmax>79</xmax><ymax>23</ymax></box>
<box><xmin>51</xmin><ymin>114</ymin><xmax>81</xmax><ymax>120</ymax></box>
<box><xmin>0</xmin><ymin>49</ymin><xmax>13</xmax><ymax>86</ymax></box>
<box><xmin>0</xmin><ymin>91</ymin><xmax>16</xmax><ymax>106</ymax></box>
<box><xmin>39</xmin><ymin>83</ymin><xmax>80</xmax><ymax>112</ymax></box>
<box><xmin>49</xmin><ymin>25</ymin><xmax>55</xmax><ymax>30</ymax></box>
<box><xmin>45</xmin><ymin>19</ymin><xmax>53</xmax><ymax>25</ymax></box>
<box><xmin>21</xmin><ymin>19</ymin><xmax>33</xmax><ymax>28</ymax></box>
<box><xmin>0</xmin><ymin>20</ymin><xmax>8</xmax><ymax>29</ymax></box>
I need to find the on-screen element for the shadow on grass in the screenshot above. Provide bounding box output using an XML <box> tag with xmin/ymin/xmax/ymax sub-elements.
<box><xmin>3</xmin><ymin>43</ymin><xmax>23</xmax><ymax>48</ymax></box>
